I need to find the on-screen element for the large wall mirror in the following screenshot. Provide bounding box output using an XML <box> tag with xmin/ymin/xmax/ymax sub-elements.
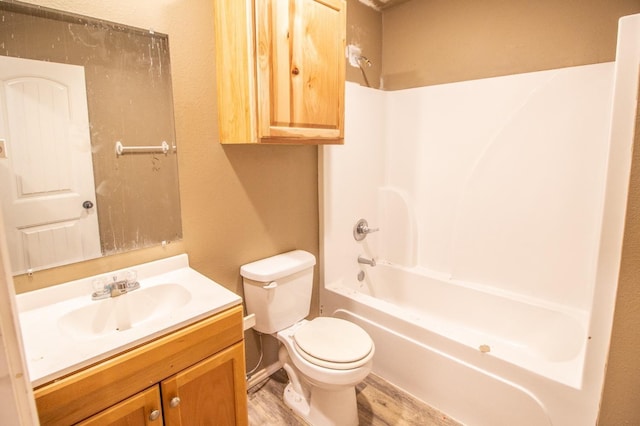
<box><xmin>0</xmin><ymin>1</ymin><xmax>182</xmax><ymax>276</ymax></box>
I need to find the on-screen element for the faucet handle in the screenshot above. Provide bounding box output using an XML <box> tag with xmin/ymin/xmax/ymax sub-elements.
<box><xmin>122</xmin><ymin>270</ymin><xmax>140</xmax><ymax>291</ymax></box>
<box><xmin>91</xmin><ymin>277</ymin><xmax>111</xmax><ymax>300</ymax></box>
<box><xmin>362</xmin><ymin>224</ymin><xmax>379</xmax><ymax>234</ymax></box>
<box><xmin>353</xmin><ymin>218</ymin><xmax>379</xmax><ymax>241</ymax></box>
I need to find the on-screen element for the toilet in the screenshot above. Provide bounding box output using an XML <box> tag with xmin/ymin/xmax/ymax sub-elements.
<box><xmin>241</xmin><ymin>250</ymin><xmax>374</xmax><ymax>426</ymax></box>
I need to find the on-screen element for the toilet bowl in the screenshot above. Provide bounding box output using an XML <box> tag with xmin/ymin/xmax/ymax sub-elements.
<box><xmin>241</xmin><ymin>250</ymin><xmax>375</xmax><ymax>426</ymax></box>
<box><xmin>277</xmin><ymin>318</ymin><xmax>374</xmax><ymax>425</ymax></box>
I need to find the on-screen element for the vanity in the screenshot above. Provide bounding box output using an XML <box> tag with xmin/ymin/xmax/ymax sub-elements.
<box><xmin>16</xmin><ymin>255</ymin><xmax>247</xmax><ymax>425</ymax></box>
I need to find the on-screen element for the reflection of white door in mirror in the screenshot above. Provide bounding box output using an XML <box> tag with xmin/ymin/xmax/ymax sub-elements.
<box><xmin>0</xmin><ymin>56</ymin><xmax>101</xmax><ymax>275</ymax></box>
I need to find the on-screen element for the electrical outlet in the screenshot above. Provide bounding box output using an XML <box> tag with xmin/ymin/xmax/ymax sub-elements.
<box><xmin>0</xmin><ymin>139</ymin><xmax>6</xmax><ymax>159</ymax></box>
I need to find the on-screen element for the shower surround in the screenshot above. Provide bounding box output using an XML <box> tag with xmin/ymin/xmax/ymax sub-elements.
<box><xmin>321</xmin><ymin>15</ymin><xmax>640</xmax><ymax>425</ymax></box>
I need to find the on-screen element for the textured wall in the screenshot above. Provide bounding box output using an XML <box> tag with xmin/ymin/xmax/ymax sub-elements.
<box><xmin>346</xmin><ymin>0</ymin><xmax>383</xmax><ymax>88</ymax></box>
<box><xmin>381</xmin><ymin>0</ymin><xmax>640</xmax><ymax>89</ymax></box>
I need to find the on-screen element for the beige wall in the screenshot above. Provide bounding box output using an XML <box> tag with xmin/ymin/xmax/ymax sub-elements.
<box><xmin>378</xmin><ymin>0</ymin><xmax>640</xmax><ymax>424</ymax></box>
<box><xmin>382</xmin><ymin>0</ymin><xmax>640</xmax><ymax>89</ymax></box>
<box><xmin>346</xmin><ymin>0</ymin><xmax>383</xmax><ymax>89</ymax></box>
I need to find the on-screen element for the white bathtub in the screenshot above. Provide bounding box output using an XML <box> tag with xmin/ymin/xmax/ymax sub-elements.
<box><xmin>321</xmin><ymin>14</ymin><xmax>640</xmax><ymax>426</ymax></box>
<box><xmin>320</xmin><ymin>263</ymin><xmax>595</xmax><ymax>426</ymax></box>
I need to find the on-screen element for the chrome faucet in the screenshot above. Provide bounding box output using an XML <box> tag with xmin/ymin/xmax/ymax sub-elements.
<box><xmin>110</xmin><ymin>277</ymin><xmax>129</xmax><ymax>297</ymax></box>
<box><xmin>358</xmin><ymin>255</ymin><xmax>376</xmax><ymax>267</ymax></box>
<box><xmin>91</xmin><ymin>271</ymin><xmax>140</xmax><ymax>300</ymax></box>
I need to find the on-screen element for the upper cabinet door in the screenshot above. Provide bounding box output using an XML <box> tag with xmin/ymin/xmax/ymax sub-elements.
<box><xmin>256</xmin><ymin>0</ymin><xmax>346</xmax><ymax>141</ymax></box>
<box><xmin>213</xmin><ymin>0</ymin><xmax>346</xmax><ymax>144</ymax></box>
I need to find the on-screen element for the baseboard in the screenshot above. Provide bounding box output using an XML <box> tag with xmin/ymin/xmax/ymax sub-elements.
<box><xmin>247</xmin><ymin>361</ymin><xmax>283</xmax><ymax>389</ymax></box>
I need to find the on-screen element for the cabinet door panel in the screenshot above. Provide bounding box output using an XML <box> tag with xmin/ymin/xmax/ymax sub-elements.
<box><xmin>75</xmin><ymin>386</ymin><xmax>162</xmax><ymax>426</ymax></box>
<box><xmin>256</xmin><ymin>0</ymin><xmax>346</xmax><ymax>140</ymax></box>
<box><xmin>162</xmin><ymin>342</ymin><xmax>248</xmax><ymax>426</ymax></box>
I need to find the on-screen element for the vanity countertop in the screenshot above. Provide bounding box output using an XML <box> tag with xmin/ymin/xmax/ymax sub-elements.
<box><xmin>17</xmin><ymin>254</ymin><xmax>242</xmax><ymax>387</ymax></box>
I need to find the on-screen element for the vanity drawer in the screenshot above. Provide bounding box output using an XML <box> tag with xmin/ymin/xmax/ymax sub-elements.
<box><xmin>34</xmin><ymin>304</ymin><xmax>243</xmax><ymax>425</ymax></box>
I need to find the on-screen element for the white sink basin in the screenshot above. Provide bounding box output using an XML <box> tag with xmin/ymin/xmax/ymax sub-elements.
<box><xmin>17</xmin><ymin>254</ymin><xmax>242</xmax><ymax>387</ymax></box>
<box><xmin>57</xmin><ymin>283</ymin><xmax>192</xmax><ymax>340</ymax></box>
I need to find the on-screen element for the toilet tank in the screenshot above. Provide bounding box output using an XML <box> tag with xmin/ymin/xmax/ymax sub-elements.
<box><xmin>240</xmin><ymin>250</ymin><xmax>316</xmax><ymax>334</ymax></box>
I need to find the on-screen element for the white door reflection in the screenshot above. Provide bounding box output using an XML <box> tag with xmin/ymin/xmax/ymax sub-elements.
<box><xmin>0</xmin><ymin>56</ymin><xmax>100</xmax><ymax>274</ymax></box>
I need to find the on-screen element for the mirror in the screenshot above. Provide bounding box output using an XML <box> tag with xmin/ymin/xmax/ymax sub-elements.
<box><xmin>0</xmin><ymin>1</ymin><xmax>182</xmax><ymax>275</ymax></box>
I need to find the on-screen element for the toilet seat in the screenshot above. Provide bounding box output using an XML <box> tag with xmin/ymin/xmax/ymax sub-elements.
<box><xmin>292</xmin><ymin>317</ymin><xmax>374</xmax><ymax>370</ymax></box>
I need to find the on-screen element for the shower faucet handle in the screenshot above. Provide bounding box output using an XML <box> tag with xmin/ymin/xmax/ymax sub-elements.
<box><xmin>353</xmin><ymin>218</ymin><xmax>379</xmax><ymax>241</ymax></box>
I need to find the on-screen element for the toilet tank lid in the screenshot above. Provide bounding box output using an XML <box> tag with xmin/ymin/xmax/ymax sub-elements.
<box><xmin>240</xmin><ymin>250</ymin><xmax>316</xmax><ymax>282</ymax></box>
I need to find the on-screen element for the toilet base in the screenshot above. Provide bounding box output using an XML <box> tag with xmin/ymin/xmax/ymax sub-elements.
<box><xmin>283</xmin><ymin>382</ymin><xmax>311</xmax><ymax>417</ymax></box>
<box><xmin>283</xmin><ymin>381</ymin><xmax>359</xmax><ymax>426</ymax></box>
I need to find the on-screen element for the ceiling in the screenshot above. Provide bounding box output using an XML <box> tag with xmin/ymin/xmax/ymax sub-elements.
<box><xmin>360</xmin><ymin>0</ymin><xmax>412</xmax><ymax>11</ymax></box>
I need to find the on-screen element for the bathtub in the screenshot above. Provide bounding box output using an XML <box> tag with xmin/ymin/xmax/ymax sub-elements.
<box><xmin>320</xmin><ymin>15</ymin><xmax>640</xmax><ymax>424</ymax></box>
<box><xmin>320</xmin><ymin>263</ymin><xmax>597</xmax><ymax>426</ymax></box>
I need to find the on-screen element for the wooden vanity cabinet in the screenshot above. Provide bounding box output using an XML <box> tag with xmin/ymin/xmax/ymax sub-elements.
<box><xmin>34</xmin><ymin>305</ymin><xmax>248</xmax><ymax>426</ymax></box>
<box><xmin>76</xmin><ymin>386</ymin><xmax>163</xmax><ymax>425</ymax></box>
<box><xmin>161</xmin><ymin>342</ymin><xmax>246</xmax><ymax>425</ymax></box>
<box><xmin>213</xmin><ymin>0</ymin><xmax>346</xmax><ymax>144</ymax></box>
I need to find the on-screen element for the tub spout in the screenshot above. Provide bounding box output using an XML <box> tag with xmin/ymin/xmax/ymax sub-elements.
<box><xmin>358</xmin><ymin>255</ymin><xmax>376</xmax><ymax>267</ymax></box>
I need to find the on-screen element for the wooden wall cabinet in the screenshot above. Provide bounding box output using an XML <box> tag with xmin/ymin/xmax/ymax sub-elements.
<box><xmin>34</xmin><ymin>305</ymin><xmax>248</xmax><ymax>426</ymax></box>
<box><xmin>213</xmin><ymin>0</ymin><xmax>346</xmax><ymax>145</ymax></box>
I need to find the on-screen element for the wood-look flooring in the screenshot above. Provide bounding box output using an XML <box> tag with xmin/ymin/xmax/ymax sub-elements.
<box><xmin>247</xmin><ymin>369</ymin><xmax>462</xmax><ymax>425</ymax></box>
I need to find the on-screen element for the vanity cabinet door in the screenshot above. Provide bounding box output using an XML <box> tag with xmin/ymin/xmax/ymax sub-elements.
<box><xmin>161</xmin><ymin>342</ymin><xmax>248</xmax><ymax>425</ymax></box>
<box><xmin>213</xmin><ymin>0</ymin><xmax>346</xmax><ymax>144</ymax></box>
<box><xmin>75</xmin><ymin>386</ymin><xmax>163</xmax><ymax>426</ymax></box>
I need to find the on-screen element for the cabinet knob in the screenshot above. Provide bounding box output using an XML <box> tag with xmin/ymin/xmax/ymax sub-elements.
<box><xmin>149</xmin><ymin>409</ymin><xmax>161</xmax><ymax>421</ymax></box>
<box><xmin>291</xmin><ymin>67</ymin><xmax>300</xmax><ymax>75</ymax></box>
<box><xmin>170</xmin><ymin>396</ymin><xmax>181</xmax><ymax>408</ymax></box>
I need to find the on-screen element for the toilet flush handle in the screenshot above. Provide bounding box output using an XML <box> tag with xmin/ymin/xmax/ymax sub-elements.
<box><xmin>263</xmin><ymin>281</ymin><xmax>278</xmax><ymax>289</ymax></box>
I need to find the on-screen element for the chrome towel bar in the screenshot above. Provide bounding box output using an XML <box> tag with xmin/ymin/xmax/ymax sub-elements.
<box><xmin>115</xmin><ymin>140</ymin><xmax>173</xmax><ymax>156</ymax></box>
